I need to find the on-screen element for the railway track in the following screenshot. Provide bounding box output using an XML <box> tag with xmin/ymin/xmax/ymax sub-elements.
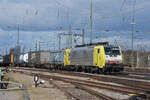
<box><xmin>9</xmin><ymin>68</ymin><xmax>150</xmax><ymax>99</ymax></box>
<box><xmin>11</xmin><ymin>67</ymin><xmax>150</xmax><ymax>80</ymax></box>
<box><xmin>50</xmin><ymin>80</ymin><xmax>115</xmax><ymax>100</ymax></box>
<box><xmin>13</xmin><ymin>69</ymin><xmax>115</xmax><ymax>100</ymax></box>
<box><xmin>13</xmin><ymin>67</ymin><xmax>150</xmax><ymax>90</ymax></box>
<box><xmin>124</xmin><ymin>71</ymin><xmax>150</xmax><ymax>76</ymax></box>
<box><xmin>124</xmin><ymin>67</ymin><xmax>150</xmax><ymax>74</ymax></box>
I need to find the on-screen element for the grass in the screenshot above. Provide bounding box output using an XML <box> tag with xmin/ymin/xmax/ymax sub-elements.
<box><xmin>2</xmin><ymin>72</ymin><xmax>23</xmax><ymax>100</ymax></box>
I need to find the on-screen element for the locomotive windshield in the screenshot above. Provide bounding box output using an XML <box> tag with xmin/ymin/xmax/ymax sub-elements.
<box><xmin>104</xmin><ymin>47</ymin><xmax>120</xmax><ymax>55</ymax></box>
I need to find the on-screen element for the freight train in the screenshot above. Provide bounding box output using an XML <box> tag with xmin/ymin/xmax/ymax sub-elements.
<box><xmin>2</xmin><ymin>43</ymin><xmax>124</xmax><ymax>73</ymax></box>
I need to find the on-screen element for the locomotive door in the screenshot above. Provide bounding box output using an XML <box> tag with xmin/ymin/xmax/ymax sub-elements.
<box><xmin>94</xmin><ymin>47</ymin><xmax>100</xmax><ymax>67</ymax></box>
<box><xmin>64</xmin><ymin>49</ymin><xmax>71</xmax><ymax>66</ymax></box>
<box><xmin>94</xmin><ymin>46</ymin><xmax>106</xmax><ymax>68</ymax></box>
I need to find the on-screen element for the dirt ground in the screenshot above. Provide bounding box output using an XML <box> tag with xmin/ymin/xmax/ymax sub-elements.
<box><xmin>9</xmin><ymin>69</ymin><xmax>132</xmax><ymax>100</ymax></box>
<box><xmin>0</xmin><ymin>91</ymin><xmax>21</xmax><ymax>100</ymax></box>
<box><xmin>6</xmin><ymin>72</ymin><xmax>68</xmax><ymax>100</ymax></box>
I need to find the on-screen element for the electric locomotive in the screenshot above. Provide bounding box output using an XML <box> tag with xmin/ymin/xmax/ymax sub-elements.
<box><xmin>64</xmin><ymin>44</ymin><xmax>123</xmax><ymax>73</ymax></box>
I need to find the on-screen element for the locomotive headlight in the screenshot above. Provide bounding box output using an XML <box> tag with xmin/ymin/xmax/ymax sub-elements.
<box><xmin>106</xmin><ymin>55</ymin><xmax>109</xmax><ymax>58</ymax></box>
<box><xmin>105</xmin><ymin>55</ymin><xmax>109</xmax><ymax>63</ymax></box>
<box><xmin>106</xmin><ymin>60</ymin><xmax>109</xmax><ymax>63</ymax></box>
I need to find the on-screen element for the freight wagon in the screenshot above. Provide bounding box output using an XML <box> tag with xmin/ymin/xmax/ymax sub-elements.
<box><xmin>18</xmin><ymin>53</ymin><xmax>28</xmax><ymax>66</ymax></box>
<box><xmin>3</xmin><ymin>55</ymin><xmax>11</xmax><ymax>66</ymax></box>
<box><xmin>28</xmin><ymin>50</ymin><xmax>50</xmax><ymax>68</ymax></box>
<box><xmin>49</xmin><ymin>50</ymin><xmax>65</xmax><ymax>70</ymax></box>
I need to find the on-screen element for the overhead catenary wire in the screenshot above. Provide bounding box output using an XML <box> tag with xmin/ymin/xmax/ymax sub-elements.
<box><xmin>120</xmin><ymin>0</ymin><xmax>127</xmax><ymax>22</ymax></box>
<box><xmin>120</xmin><ymin>0</ymin><xmax>127</xmax><ymax>11</ymax></box>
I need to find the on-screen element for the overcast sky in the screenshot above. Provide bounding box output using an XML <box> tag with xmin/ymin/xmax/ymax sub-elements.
<box><xmin>0</xmin><ymin>0</ymin><xmax>150</xmax><ymax>54</ymax></box>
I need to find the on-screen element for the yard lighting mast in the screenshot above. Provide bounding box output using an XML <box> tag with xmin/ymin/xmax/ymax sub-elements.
<box><xmin>82</xmin><ymin>29</ymin><xmax>85</xmax><ymax>45</ymax></box>
<box><xmin>58</xmin><ymin>34</ymin><xmax>61</xmax><ymax>50</ymax></box>
<box><xmin>90</xmin><ymin>0</ymin><xmax>93</xmax><ymax>44</ymax></box>
<box><xmin>17</xmin><ymin>24</ymin><xmax>20</xmax><ymax>46</ymax></box>
<box><xmin>131</xmin><ymin>0</ymin><xmax>136</xmax><ymax>68</ymax></box>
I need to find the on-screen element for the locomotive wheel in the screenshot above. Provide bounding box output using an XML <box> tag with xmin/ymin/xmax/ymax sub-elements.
<box><xmin>88</xmin><ymin>67</ymin><xmax>92</xmax><ymax>73</ymax></box>
<box><xmin>75</xmin><ymin>67</ymin><xmax>77</xmax><ymax>72</ymax></box>
<box><xmin>79</xmin><ymin>67</ymin><xmax>83</xmax><ymax>72</ymax></box>
<box><xmin>91</xmin><ymin>68</ymin><xmax>95</xmax><ymax>74</ymax></box>
<box><xmin>102</xmin><ymin>68</ymin><xmax>107</xmax><ymax>74</ymax></box>
<box><xmin>84</xmin><ymin>68</ymin><xmax>88</xmax><ymax>73</ymax></box>
<box><xmin>97</xmin><ymin>68</ymin><xmax>101</xmax><ymax>74</ymax></box>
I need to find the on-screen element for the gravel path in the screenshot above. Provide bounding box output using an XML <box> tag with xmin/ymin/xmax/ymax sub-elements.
<box><xmin>0</xmin><ymin>92</ymin><xmax>20</xmax><ymax>100</ymax></box>
<box><xmin>12</xmin><ymin>79</ymin><xmax>31</xmax><ymax>100</ymax></box>
<box><xmin>22</xmin><ymin>85</ymin><xmax>31</xmax><ymax>100</ymax></box>
<box><xmin>7</xmin><ymin>72</ymin><xmax>67</xmax><ymax>100</ymax></box>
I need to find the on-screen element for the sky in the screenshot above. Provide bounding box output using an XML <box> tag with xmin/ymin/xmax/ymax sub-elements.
<box><xmin>0</xmin><ymin>0</ymin><xmax>150</xmax><ymax>54</ymax></box>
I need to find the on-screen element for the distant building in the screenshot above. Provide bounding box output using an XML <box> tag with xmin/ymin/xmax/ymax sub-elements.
<box><xmin>0</xmin><ymin>55</ymin><xmax>3</xmax><ymax>63</ymax></box>
<box><xmin>123</xmin><ymin>50</ymin><xmax>149</xmax><ymax>67</ymax></box>
<box><xmin>148</xmin><ymin>55</ymin><xmax>150</xmax><ymax>67</ymax></box>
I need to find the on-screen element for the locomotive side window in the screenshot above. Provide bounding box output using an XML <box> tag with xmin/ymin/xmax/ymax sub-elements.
<box><xmin>97</xmin><ymin>49</ymin><xmax>100</xmax><ymax>53</ymax></box>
